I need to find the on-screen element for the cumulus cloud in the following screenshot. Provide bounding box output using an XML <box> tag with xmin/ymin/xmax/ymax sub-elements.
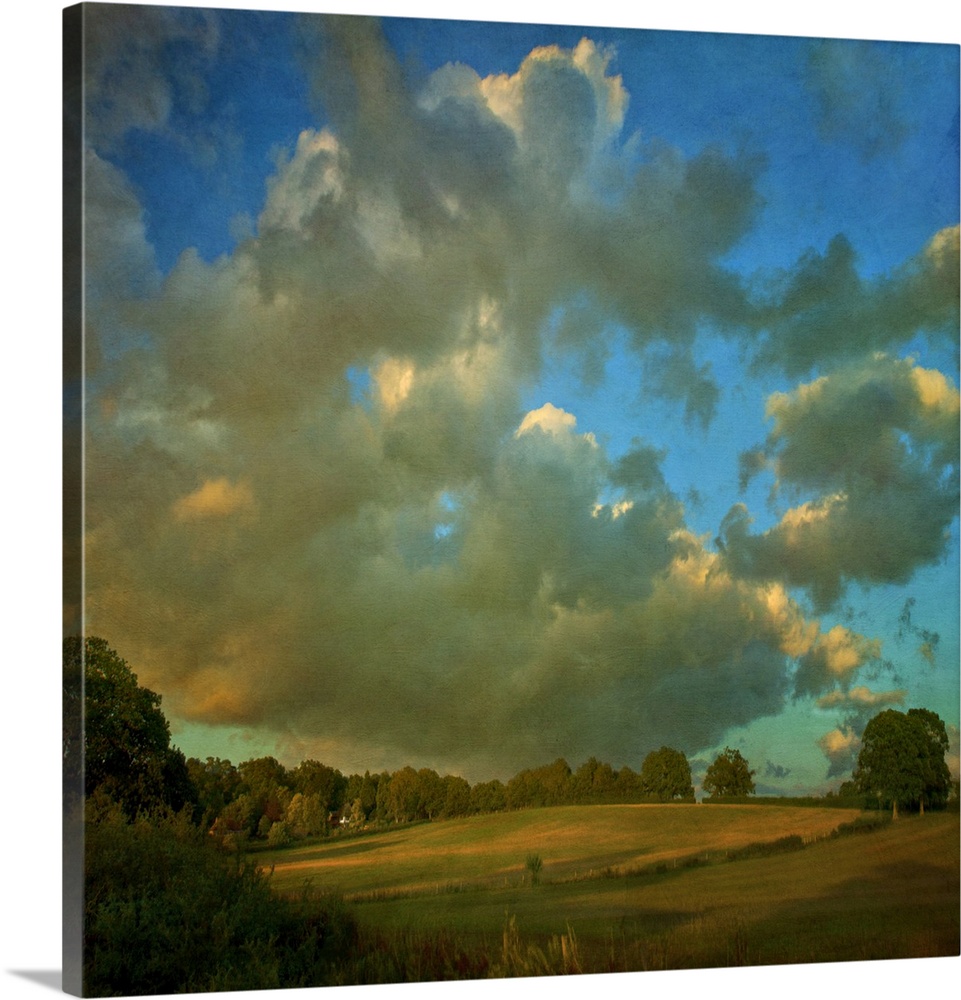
<box><xmin>752</xmin><ymin>227</ymin><xmax>960</xmax><ymax>378</ymax></box>
<box><xmin>292</xmin><ymin>15</ymin><xmax>762</xmax><ymax>415</ymax></box>
<box><xmin>815</xmin><ymin>686</ymin><xmax>907</xmax><ymax>778</ymax></box>
<box><xmin>817</xmin><ymin>726</ymin><xmax>861</xmax><ymax>779</ymax></box>
<box><xmin>815</xmin><ymin>686</ymin><xmax>907</xmax><ymax>714</ymax></box>
<box><xmin>82</xmin><ymin>3</ymin><xmax>220</xmax><ymax>151</ymax></box>
<box><xmin>77</xmin><ymin>9</ymin><xmax>958</xmax><ymax>781</ymax></box>
<box><xmin>722</xmin><ymin>354</ymin><xmax>960</xmax><ymax>609</ymax></box>
<box><xmin>172</xmin><ymin>478</ymin><xmax>255</xmax><ymax>522</ymax></box>
<box><xmin>947</xmin><ymin>724</ymin><xmax>960</xmax><ymax>783</ymax></box>
<box><xmin>794</xmin><ymin>628</ymin><xmax>882</xmax><ymax>697</ymax></box>
<box><xmin>516</xmin><ymin>402</ymin><xmax>580</xmax><ymax>438</ymax></box>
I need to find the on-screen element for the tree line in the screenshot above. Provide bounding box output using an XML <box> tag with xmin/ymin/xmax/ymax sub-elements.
<box><xmin>65</xmin><ymin>636</ymin><xmax>954</xmax><ymax>846</ymax></box>
<box><xmin>190</xmin><ymin>744</ymin><xmax>703</xmax><ymax>848</ymax></box>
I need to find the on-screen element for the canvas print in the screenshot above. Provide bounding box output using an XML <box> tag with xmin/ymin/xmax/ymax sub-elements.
<box><xmin>63</xmin><ymin>1</ymin><xmax>960</xmax><ymax>995</ymax></box>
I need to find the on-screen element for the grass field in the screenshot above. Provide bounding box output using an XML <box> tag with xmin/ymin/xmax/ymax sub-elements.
<box><xmin>261</xmin><ymin>803</ymin><xmax>864</xmax><ymax>897</ymax></box>
<box><xmin>256</xmin><ymin>805</ymin><xmax>960</xmax><ymax>978</ymax></box>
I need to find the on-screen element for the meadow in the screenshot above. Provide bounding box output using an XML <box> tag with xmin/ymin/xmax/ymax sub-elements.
<box><xmin>258</xmin><ymin>804</ymin><xmax>960</xmax><ymax>979</ymax></box>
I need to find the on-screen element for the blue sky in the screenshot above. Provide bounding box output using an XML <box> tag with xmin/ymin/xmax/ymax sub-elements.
<box><xmin>71</xmin><ymin>0</ymin><xmax>959</xmax><ymax>794</ymax></box>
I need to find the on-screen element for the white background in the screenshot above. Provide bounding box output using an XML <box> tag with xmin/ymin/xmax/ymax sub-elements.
<box><xmin>2</xmin><ymin>2</ymin><xmax>958</xmax><ymax>999</ymax></box>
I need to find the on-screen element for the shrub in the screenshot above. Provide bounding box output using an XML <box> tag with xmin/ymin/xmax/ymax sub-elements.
<box><xmin>525</xmin><ymin>853</ymin><xmax>544</xmax><ymax>886</ymax></box>
<box><xmin>268</xmin><ymin>820</ymin><xmax>293</xmax><ymax>847</ymax></box>
<box><xmin>83</xmin><ymin>805</ymin><xmax>355</xmax><ymax>995</ymax></box>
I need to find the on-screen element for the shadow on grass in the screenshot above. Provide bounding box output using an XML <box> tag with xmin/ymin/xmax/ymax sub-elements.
<box><xmin>273</xmin><ymin>834</ymin><xmax>405</xmax><ymax>863</ymax></box>
<box><xmin>727</xmin><ymin>856</ymin><xmax>959</xmax><ymax>967</ymax></box>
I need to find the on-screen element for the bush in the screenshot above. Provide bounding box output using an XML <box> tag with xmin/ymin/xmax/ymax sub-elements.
<box><xmin>268</xmin><ymin>820</ymin><xmax>293</xmax><ymax>847</ymax></box>
<box><xmin>83</xmin><ymin>804</ymin><xmax>355</xmax><ymax>995</ymax></box>
<box><xmin>525</xmin><ymin>853</ymin><xmax>544</xmax><ymax>886</ymax></box>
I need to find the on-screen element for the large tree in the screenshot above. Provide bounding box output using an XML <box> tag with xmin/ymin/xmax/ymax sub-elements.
<box><xmin>703</xmin><ymin>747</ymin><xmax>756</xmax><ymax>798</ymax></box>
<box><xmin>854</xmin><ymin>708</ymin><xmax>951</xmax><ymax>818</ymax></box>
<box><xmin>639</xmin><ymin>746</ymin><xmax>695</xmax><ymax>802</ymax></box>
<box><xmin>64</xmin><ymin>636</ymin><xmax>194</xmax><ymax>817</ymax></box>
<box><xmin>185</xmin><ymin>756</ymin><xmax>241</xmax><ymax>826</ymax></box>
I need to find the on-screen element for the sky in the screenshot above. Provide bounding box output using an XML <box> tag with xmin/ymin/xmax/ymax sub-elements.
<box><xmin>69</xmin><ymin>0</ymin><xmax>960</xmax><ymax>796</ymax></box>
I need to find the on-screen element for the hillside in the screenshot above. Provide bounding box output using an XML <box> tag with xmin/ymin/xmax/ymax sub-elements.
<box><xmin>286</xmin><ymin>807</ymin><xmax>959</xmax><ymax>974</ymax></box>
<box><xmin>261</xmin><ymin>802</ymin><xmax>863</xmax><ymax>897</ymax></box>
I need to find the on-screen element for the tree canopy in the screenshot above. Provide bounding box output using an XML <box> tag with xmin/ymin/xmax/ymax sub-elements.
<box><xmin>639</xmin><ymin>746</ymin><xmax>695</xmax><ymax>801</ymax></box>
<box><xmin>854</xmin><ymin>708</ymin><xmax>951</xmax><ymax>818</ymax></box>
<box><xmin>703</xmin><ymin>747</ymin><xmax>756</xmax><ymax>798</ymax></box>
<box><xmin>64</xmin><ymin>636</ymin><xmax>193</xmax><ymax>817</ymax></box>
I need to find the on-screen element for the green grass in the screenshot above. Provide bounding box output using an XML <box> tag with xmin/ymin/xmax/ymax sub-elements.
<box><xmin>260</xmin><ymin>803</ymin><xmax>863</xmax><ymax>898</ymax></box>
<box><xmin>259</xmin><ymin>805</ymin><xmax>959</xmax><ymax>977</ymax></box>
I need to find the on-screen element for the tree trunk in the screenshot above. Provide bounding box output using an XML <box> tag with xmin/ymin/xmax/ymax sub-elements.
<box><xmin>892</xmin><ymin>798</ymin><xmax>899</xmax><ymax>820</ymax></box>
<box><xmin>919</xmin><ymin>794</ymin><xmax>925</xmax><ymax>816</ymax></box>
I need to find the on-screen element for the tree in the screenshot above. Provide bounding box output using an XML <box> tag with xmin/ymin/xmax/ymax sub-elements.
<box><xmin>238</xmin><ymin>757</ymin><xmax>291</xmax><ymax>832</ymax></box>
<box><xmin>417</xmin><ymin>768</ymin><xmax>446</xmax><ymax>820</ymax></box>
<box><xmin>703</xmin><ymin>747</ymin><xmax>755</xmax><ymax>798</ymax></box>
<box><xmin>343</xmin><ymin>770</ymin><xmax>380</xmax><ymax>823</ymax></box>
<box><xmin>374</xmin><ymin>771</ymin><xmax>392</xmax><ymax>822</ymax></box>
<box><xmin>614</xmin><ymin>765</ymin><xmax>645</xmax><ymax>800</ymax></box>
<box><xmin>469</xmin><ymin>778</ymin><xmax>506</xmax><ymax>814</ymax></box>
<box><xmin>854</xmin><ymin>708</ymin><xmax>951</xmax><ymax>818</ymax></box>
<box><xmin>571</xmin><ymin>757</ymin><xmax>616</xmax><ymax>802</ymax></box>
<box><xmin>537</xmin><ymin>758</ymin><xmax>574</xmax><ymax>804</ymax></box>
<box><xmin>186</xmin><ymin>756</ymin><xmax>241</xmax><ymax>826</ymax></box>
<box><xmin>83</xmin><ymin>805</ymin><xmax>356</xmax><ymax>995</ymax></box>
<box><xmin>907</xmin><ymin>708</ymin><xmax>952</xmax><ymax>814</ymax></box>
<box><xmin>290</xmin><ymin>759</ymin><xmax>347</xmax><ymax>819</ymax></box>
<box><xmin>285</xmin><ymin>792</ymin><xmax>326</xmax><ymax>838</ymax></box>
<box><xmin>64</xmin><ymin>636</ymin><xmax>194</xmax><ymax>817</ymax></box>
<box><xmin>386</xmin><ymin>766</ymin><xmax>422</xmax><ymax>823</ymax></box>
<box><xmin>639</xmin><ymin>746</ymin><xmax>695</xmax><ymax>801</ymax></box>
<box><xmin>441</xmin><ymin>774</ymin><xmax>472</xmax><ymax>817</ymax></box>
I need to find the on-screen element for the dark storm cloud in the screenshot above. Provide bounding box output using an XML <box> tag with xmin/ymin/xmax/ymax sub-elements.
<box><xmin>752</xmin><ymin>227</ymin><xmax>959</xmax><ymax>378</ymax></box>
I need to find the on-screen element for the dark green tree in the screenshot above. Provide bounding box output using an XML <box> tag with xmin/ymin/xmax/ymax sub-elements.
<box><xmin>469</xmin><ymin>778</ymin><xmax>507</xmax><ymax>814</ymax></box>
<box><xmin>441</xmin><ymin>774</ymin><xmax>472</xmax><ymax>817</ymax></box>
<box><xmin>343</xmin><ymin>770</ymin><xmax>380</xmax><ymax>822</ymax></box>
<box><xmin>238</xmin><ymin>756</ymin><xmax>291</xmax><ymax>831</ymax></box>
<box><xmin>536</xmin><ymin>758</ymin><xmax>574</xmax><ymax>804</ymax></box>
<box><xmin>185</xmin><ymin>756</ymin><xmax>241</xmax><ymax>826</ymax></box>
<box><xmin>907</xmin><ymin>708</ymin><xmax>952</xmax><ymax>813</ymax></box>
<box><xmin>374</xmin><ymin>770</ymin><xmax>392</xmax><ymax>822</ymax></box>
<box><xmin>639</xmin><ymin>746</ymin><xmax>695</xmax><ymax>801</ymax></box>
<box><xmin>291</xmin><ymin>759</ymin><xmax>346</xmax><ymax>809</ymax></box>
<box><xmin>384</xmin><ymin>766</ymin><xmax>418</xmax><ymax>823</ymax></box>
<box><xmin>64</xmin><ymin>636</ymin><xmax>194</xmax><ymax>817</ymax></box>
<box><xmin>571</xmin><ymin>756</ymin><xmax>616</xmax><ymax>802</ymax></box>
<box><xmin>358</xmin><ymin>770</ymin><xmax>380</xmax><ymax>819</ymax></box>
<box><xmin>614</xmin><ymin>764</ymin><xmax>645</xmax><ymax>800</ymax></box>
<box><xmin>703</xmin><ymin>747</ymin><xmax>756</xmax><ymax>798</ymax></box>
<box><xmin>854</xmin><ymin>708</ymin><xmax>951</xmax><ymax>818</ymax></box>
<box><xmin>505</xmin><ymin>768</ymin><xmax>539</xmax><ymax>810</ymax></box>
<box><xmin>417</xmin><ymin>768</ymin><xmax>446</xmax><ymax>820</ymax></box>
